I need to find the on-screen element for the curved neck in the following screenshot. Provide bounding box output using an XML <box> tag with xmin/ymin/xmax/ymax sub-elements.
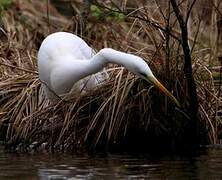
<box><xmin>97</xmin><ymin>48</ymin><xmax>139</xmax><ymax>67</ymax></box>
<box><xmin>84</xmin><ymin>48</ymin><xmax>141</xmax><ymax>78</ymax></box>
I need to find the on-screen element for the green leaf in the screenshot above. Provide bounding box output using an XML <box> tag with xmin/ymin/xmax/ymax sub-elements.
<box><xmin>90</xmin><ymin>4</ymin><xmax>125</xmax><ymax>22</ymax></box>
<box><xmin>0</xmin><ymin>0</ymin><xmax>11</xmax><ymax>12</ymax></box>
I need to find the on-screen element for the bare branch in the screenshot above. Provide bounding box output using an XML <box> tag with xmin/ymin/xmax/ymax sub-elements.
<box><xmin>186</xmin><ymin>0</ymin><xmax>197</xmax><ymax>24</ymax></box>
<box><xmin>92</xmin><ymin>1</ymin><xmax>181</xmax><ymax>42</ymax></box>
<box><xmin>170</xmin><ymin>0</ymin><xmax>199</xmax><ymax>145</ymax></box>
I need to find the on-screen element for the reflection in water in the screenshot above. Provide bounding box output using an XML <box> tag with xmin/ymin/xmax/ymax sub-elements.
<box><xmin>0</xmin><ymin>147</ymin><xmax>222</xmax><ymax>179</ymax></box>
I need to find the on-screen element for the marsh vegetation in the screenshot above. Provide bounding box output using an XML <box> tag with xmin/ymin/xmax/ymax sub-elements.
<box><xmin>0</xmin><ymin>0</ymin><xmax>221</xmax><ymax>152</ymax></box>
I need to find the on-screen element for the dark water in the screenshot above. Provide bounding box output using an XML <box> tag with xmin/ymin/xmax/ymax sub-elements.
<box><xmin>1</xmin><ymin>147</ymin><xmax>222</xmax><ymax>179</ymax></box>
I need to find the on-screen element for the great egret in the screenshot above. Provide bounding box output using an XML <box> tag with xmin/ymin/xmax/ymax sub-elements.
<box><xmin>38</xmin><ymin>32</ymin><xmax>180</xmax><ymax>106</ymax></box>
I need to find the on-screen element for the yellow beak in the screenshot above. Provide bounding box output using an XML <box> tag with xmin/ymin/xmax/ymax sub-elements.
<box><xmin>145</xmin><ymin>76</ymin><xmax>181</xmax><ymax>107</ymax></box>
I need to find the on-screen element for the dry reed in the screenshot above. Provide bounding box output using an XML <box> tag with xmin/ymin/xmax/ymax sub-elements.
<box><xmin>0</xmin><ymin>0</ymin><xmax>221</xmax><ymax>152</ymax></box>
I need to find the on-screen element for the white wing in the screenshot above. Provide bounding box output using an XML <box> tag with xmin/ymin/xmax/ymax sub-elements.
<box><xmin>38</xmin><ymin>32</ymin><xmax>108</xmax><ymax>99</ymax></box>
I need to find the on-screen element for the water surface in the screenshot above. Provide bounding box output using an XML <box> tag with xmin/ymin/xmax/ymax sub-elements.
<box><xmin>1</xmin><ymin>147</ymin><xmax>222</xmax><ymax>179</ymax></box>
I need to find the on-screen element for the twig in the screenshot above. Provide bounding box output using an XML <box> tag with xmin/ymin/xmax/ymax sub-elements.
<box><xmin>185</xmin><ymin>0</ymin><xmax>197</xmax><ymax>24</ymax></box>
<box><xmin>46</xmin><ymin>0</ymin><xmax>51</xmax><ymax>32</ymax></box>
<box><xmin>170</xmin><ymin>0</ymin><xmax>199</xmax><ymax>144</ymax></box>
<box><xmin>92</xmin><ymin>1</ymin><xmax>181</xmax><ymax>42</ymax></box>
<box><xmin>0</xmin><ymin>61</ymin><xmax>38</xmax><ymax>74</ymax></box>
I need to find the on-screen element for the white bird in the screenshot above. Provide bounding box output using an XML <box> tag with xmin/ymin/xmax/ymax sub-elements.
<box><xmin>38</xmin><ymin>32</ymin><xmax>180</xmax><ymax>106</ymax></box>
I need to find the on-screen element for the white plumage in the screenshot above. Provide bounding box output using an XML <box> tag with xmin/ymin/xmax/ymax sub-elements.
<box><xmin>38</xmin><ymin>32</ymin><xmax>180</xmax><ymax>107</ymax></box>
<box><xmin>38</xmin><ymin>32</ymin><xmax>108</xmax><ymax>98</ymax></box>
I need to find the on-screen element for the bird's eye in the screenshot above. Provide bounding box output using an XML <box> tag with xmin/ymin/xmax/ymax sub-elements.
<box><xmin>140</xmin><ymin>72</ymin><xmax>148</xmax><ymax>80</ymax></box>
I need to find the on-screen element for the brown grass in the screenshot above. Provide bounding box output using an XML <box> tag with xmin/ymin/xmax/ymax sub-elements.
<box><xmin>0</xmin><ymin>0</ymin><xmax>221</xmax><ymax>152</ymax></box>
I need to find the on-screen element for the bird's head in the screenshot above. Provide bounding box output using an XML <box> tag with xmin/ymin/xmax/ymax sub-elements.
<box><xmin>128</xmin><ymin>57</ymin><xmax>181</xmax><ymax>107</ymax></box>
<box><xmin>98</xmin><ymin>48</ymin><xmax>180</xmax><ymax>107</ymax></box>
